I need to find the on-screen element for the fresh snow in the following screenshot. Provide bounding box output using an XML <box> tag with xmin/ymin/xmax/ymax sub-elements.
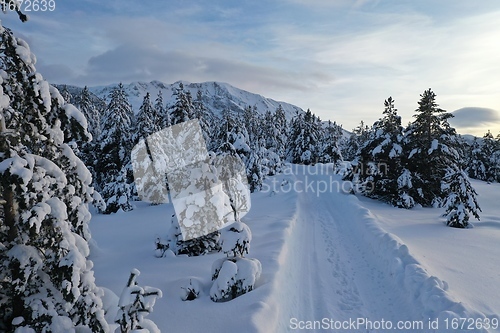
<box><xmin>90</xmin><ymin>166</ymin><xmax>500</xmax><ymax>332</ymax></box>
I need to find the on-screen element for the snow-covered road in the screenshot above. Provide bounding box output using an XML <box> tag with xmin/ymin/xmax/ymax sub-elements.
<box><xmin>273</xmin><ymin>171</ymin><xmax>424</xmax><ymax>332</ymax></box>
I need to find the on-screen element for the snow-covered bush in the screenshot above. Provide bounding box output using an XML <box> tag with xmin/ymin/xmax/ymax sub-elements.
<box><xmin>158</xmin><ymin>214</ymin><xmax>221</xmax><ymax>257</ymax></box>
<box><xmin>115</xmin><ymin>269</ymin><xmax>162</xmax><ymax>333</ymax></box>
<box><xmin>220</xmin><ymin>221</ymin><xmax>252</xmax><ymax>257</ymax></box>
<box><xmin>210</xmin><ymin>221</ymin><xmax>261</xmax><ymax>302</ymax></box>
<box><xmin>210</xmin><ymin>257</ymin><xmax>261</xmax><ymax>302</ymax></box>
<box><xmin>180</xmin><ymin>279</ymin><xmax>202</xmax><ymax>301</ymax></box>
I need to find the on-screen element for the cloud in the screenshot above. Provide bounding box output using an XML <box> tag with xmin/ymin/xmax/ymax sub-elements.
<box><xmin>450</xmin><ymin>107</ymin><xmax>500</xmax><ymax>128</ymax></box>
<box><xmin>72</xmin><ymin>43</ymin><xmax>333</xmax><ymax>95</ymax></box>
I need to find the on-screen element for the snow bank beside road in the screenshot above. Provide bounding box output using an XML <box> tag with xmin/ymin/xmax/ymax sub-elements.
<box><xmin>343</xmin><ymin>193</ymin><xmax>495</xmax><ymax>332</ymax></box>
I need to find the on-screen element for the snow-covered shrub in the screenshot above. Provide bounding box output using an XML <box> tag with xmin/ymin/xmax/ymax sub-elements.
<box><xmin>210</xmin><ymin>221</ymin><xmax>260</xmax><ymax>302</ymax></box>
<box><xmin>158</xmin><ymin>214</ymin><xmax>221</xmax><ymax>257</ymax></box>
<box><xmin>210</xmin><ymin>257</ymin><xmax>261</xmax><ymax>302</ymax></box>
<box><xmin>220</xmin><ymin>221</ymin><xmax>252</xmax><ymax>257</ymax></box>
<box><xmin>180</xmin><ymin>279</ymin><xmax>202</xmax><ymax>301</ymax></box>
<box><xmin>115</xmin><ymin>269</ymin><xmax>162</xmax><ymax>333</ymax></box>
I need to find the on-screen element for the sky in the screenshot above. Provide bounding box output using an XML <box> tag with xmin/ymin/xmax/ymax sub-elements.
<box><xmin>3</xmin><ymin>0</ymin><xmax>500</xmax><ymax>136</ymax></box>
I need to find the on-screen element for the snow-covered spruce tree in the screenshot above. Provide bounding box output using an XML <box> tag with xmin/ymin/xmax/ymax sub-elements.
<box><xmin>442</xmin><ymin>168</ymin><xmax>481</xmax><ymax>228</ymax></box>
<box><xmin>95</xmin><ymin>83</ymin><xmax>135</xmax><ymax>213</ymax></box>
<box><xmin>273</xmin><ymin>104</ymin><xmax>288</xmax><ymax>160</ymax></box>
<box><xmin>60</xmin><ymin>85</ymin><xmax>72</xmax><ymax>104</ymax></box>
<box><xmin>169</xmin><ymin>82</ymin><xmax>193</xmax><ymax>126</ymax></box>
<box><xmin>115</xmin><ymin>269</ymin><xmax>162</xmax><ymax>333</ymax></box>
<box><xmin>286</xmin><ymin>109</ymin><xmax>321</xmax><ymax>165</ymax></box>
<box><xmin>215</xmin><ymin>108</ymin><xmax>252</xmax><ymax>166</ymax></box>
<box><xmin>154</xmin><ymin>90</ymin><xmax>171</xmax><ymax>131</ymax></box>
<box><xmin>318</xmin><ymin>120</ymin><xmax>343</xmax><ymax>166</ymax></box>
<box><xmin>356</xmin><ymin>97</ymin><xmax>405</xmax><ymax>205</ymax></box>
<box><xmin>133</xmin><ymin>92</ymin><xmax>161</xmax><ymax>144</ymax></box>
<box><xmin>481</xmin><ymin>130</ymin><xmax>500</xmax><ymax>183</ymax></box>
<box><xmin>341</xmin><ymin>120</ymin><xmax>371</xmax><ymax>162</ymax></box>
<box><xmin>467</xmin><ymin>137</ymin><xmax>487</xmax><ymax>181</ymax></box>
<box><xmin>193</xmin><ymin>89</ymin><xmax>213</xmax><ymax>146</ymax></box>
<box><xmin>76</xmin><ymin>86</ymin><xmax>101</xmax><ymax>139</ymax></box>
<box><xmin>0</xmin><ymin>24</ymin><xmax>107</xmax><ymax>332</ymax></box>
<box><xmin>403</xmin><ymin>89</ymin><xmax>459</xmax><ymax>207</ymax></box>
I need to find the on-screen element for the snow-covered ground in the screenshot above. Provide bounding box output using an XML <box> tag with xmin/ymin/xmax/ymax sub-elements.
<box><xmin>89</xmin><ymin>165</ymin><xmax>500</xmax><ymax>332</ymax></box>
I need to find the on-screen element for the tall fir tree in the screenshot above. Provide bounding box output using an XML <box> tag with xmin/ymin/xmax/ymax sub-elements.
<box><xmin>193</xmin><ymin>89</ymin><xmax>213</xmax><ymax>148</ymax></box>
<box><xmin>467</xmin><ymin>137</ymin><xmax>487</xmax><ymax>181</ymax></box>
<box><xmin>95</xmin><ymin>83</ymin><xmax>134</xmax><ymax>213</ymax></box>
<box><xmin>0</xmin><ymin>24</ymin><xmax>108</xmax><ymax>332</ymax></box>
<box><xmin>355</xmin><ymin>97</ymin><xmax>405</xmax><ymax>205</ymax></box>
<box><xmin>76</xmin><ymin>86</ymin><xmax>101</xmax><ymax>139</ymax></box>
<box><xmin>286</xmin><ymin>109</ymin><xmax>321</xmax><ymax>165</ymax></box>
<box><xmin>403</xmin><ymin>89</ymin><xmax>456</xmax><ymax>206</ymax></box>
<box><xmin>318</xmin><ymin>120</ymin><xmax>343</xmax><ymax>165</ymax></box>
<box><xmin>170</xmin><ymin>82</ymin><xmax>193</xmax><ymax>126</ymax></box>
<box><xmin>134</xmin><ymin>92</ymin><xmax>161</xmax><ymax>143</ymax></box>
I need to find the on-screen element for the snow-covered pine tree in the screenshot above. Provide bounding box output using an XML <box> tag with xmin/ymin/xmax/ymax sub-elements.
<box><xmin>134</xmin><ymin>92</ymin><xmax>161</xmax><ymax>144</ymax></box>
<box><xmin>193</xmin><ymin>89</ymin><xmax>213</xmax><ymax>147</ymax></box>
<box><xmin>356</xmin><ymin>97</ymin><xmax>405</xmax><ymax>205</ymax></box>
<box><xmin>318</xmin><ymin>120</ymin><xmax>343</xmax><ymax>166</ymax></box>
<box><xmin>273</xmin><ymin>104</ymin><xmax>288</xmax><ymax>160</ymax></box>
<box><xmin>216</xmin><ymin>108</ymin><xmax>252</xmax><ymax>167</ymax></box>
<box><xmin>467</xmin><ymin>137</ymin><xmax>487</xmax><ymax>181</ymax></box>
<box><xmin>169</xmin><ymin>82</ymin><xmax>193</xmax><ymax>126</ymax></box>
<box><xmin>341</xmin><ymin>120</ymin><xmax>371</xmax><ymax>162</ymax></box>
<box><xmin>76</xmin><ymin>86</ymin><xmax>101</xmax><ymax>139</ymax></box>
<box><xmin>404</xmin><ymin>89</ymin><xmax>458</xmax><ymax>206</ymax></box>
<box><xmin>442</xmin><ymin>168</ymin><xmax>481</xmax><ymax>228</ymax></box>
<box><xmin>115</xmin><ymin>269</ymin><xmax>162</xmax><ymax>333</ymax></box>
<box><xmin>481</xmin><ymin>130</ymin><xmax>500</xmax><ymax>183</ymax></box>
<box><xmin>286</xmin><ymin>109</ymin><xmax>321</xmax><ymax>165</ymax></box>
<box><xmin>95</xmin><ymin>83</ymin><xmax>135</xmax><ymax>213</ymax></box>
<box><xmin>154</xmin><ymin>90</ymin><xmax>171</xmax><ymax>131</ymax></box>
<box><xmin>60</xmin><ymin>85</ymin><xmax>72</xmax><ymax>104</ymax></box>
<box><xmin>0</xmin><ymin>24</ymin><xmax>107</xmax><ymax>332</ymax></box>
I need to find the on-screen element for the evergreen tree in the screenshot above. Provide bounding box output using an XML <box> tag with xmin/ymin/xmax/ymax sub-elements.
<box><xmin>356</xmin><ymin>97</ymin><xmax>405</xmax><ymax>205</ymax></box>
<box><xmin>442</xmin><ymin>168</ymin><xmax>481</xmax><ymax>228</ymax></box>
<box><xmin>155</xmin><ymin>90</ymin><xmax>171</xmax><ymax>130</ymax></box>
<box><xmin>60</xmin><ymin>85</ymin><xmax>72</xmax><ymax>104</ymax></box>
<box><xmin>170</xmin><ymin>82</ymin><xmax>193</xmax><ymax>126</ymax></box>
<box><xmin>76</xmin><ymin>86</ymin><xmax>101</xmax><ymax>139</ymax></box>
<box><xmin>404</xmin><ymin>89</ymin><xmax>457</xmax><ymax>206</ymax></box>
<box><xmin>286</xmin><ymin>109</ymin><xmax>321</xmax><ymax>165</ymax></box>
<box><xmin>482</xmin><ymin>130</ymin><xmax>500</xmax><ymax>182</ymax></box>
<box><xmin>0</xmin><ymin>25</ymin><xmax>107</xmax><ymax>332</ymax></box>
<box><xmin>134</xmin><ymin>92</ymin><xmax>161</xmax><ymax>143</ymax></box>
<box><xmin>115</xmin><ymin>269</ymin><xmax>161</xmax><ymax>333</ymax></box>
<box><xmin>318</xmin><ymin>120</ymin><xmax>343</xmax><ymax>165</ymax></box>
<box><xmin>96</xmin><ymin>83</ymin><xmax>134</xmax><ymax>213</ymax></box>
<box><xmin>467</xmin><ymin>137</ymin><xmax>487</xmax><ymax>181</ymax></box>
<box><xmin>342</xmin><ymin>120</ymin><xmax>371</xmax><ymax>161</ymax></box>
<box><xmin>193</xmin><ymin>89</ymin><xmax>213</xmax><ymax>147</ymax></box>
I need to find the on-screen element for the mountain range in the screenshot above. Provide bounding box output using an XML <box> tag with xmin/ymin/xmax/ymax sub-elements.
<box><xmin>57</xmin><ymin>80</ymin><xmax>307</xmax><ymax>122</ymax></box>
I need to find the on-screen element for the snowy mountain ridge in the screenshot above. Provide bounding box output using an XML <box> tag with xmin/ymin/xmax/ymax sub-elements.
<box><xmin>59</xmin><ymin>80</ymin><xmax>304</xmax><ymax>121</ymax></box>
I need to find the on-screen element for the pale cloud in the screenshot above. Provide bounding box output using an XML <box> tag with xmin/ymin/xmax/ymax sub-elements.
<box><xmin>449</xmin><ymin>107</ymin><xmax>500</xmax><ymax>136</ymax></box>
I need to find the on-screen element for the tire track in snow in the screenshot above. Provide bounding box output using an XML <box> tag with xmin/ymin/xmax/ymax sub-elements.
<box><xmin>290</xmin><ymin>171</ymin><xmax>425</xmax><ymax>332</ymax></box>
